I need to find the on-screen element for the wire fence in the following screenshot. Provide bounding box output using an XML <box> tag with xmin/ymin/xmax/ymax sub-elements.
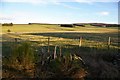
<box><xmin>2</xmin><ymin>32</ymin><xmax>119</xmax><ymax>51</ymax></box>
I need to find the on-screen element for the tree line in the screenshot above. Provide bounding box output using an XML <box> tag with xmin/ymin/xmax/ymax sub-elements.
<box><xmin>2</xmin><ymin>23</ymin><xmax>13</xmax><ymax>26</ymax></box>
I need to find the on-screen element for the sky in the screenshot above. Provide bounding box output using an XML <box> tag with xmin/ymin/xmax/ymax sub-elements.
<box><xmin>0</xmin><ymin>0</ymin><xmax>119</xmax><ymax>24</ymax></box>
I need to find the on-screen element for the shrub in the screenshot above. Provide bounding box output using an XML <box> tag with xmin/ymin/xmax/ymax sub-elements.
<box><xmin>7</xmin><ymin>29</ymin><xmax>11</xmax><ymax>32</ymax></box>
<box><xmin>9</xmin><ymin>42</ymin><xmax>35</xmax><ymax>70</ymax></box>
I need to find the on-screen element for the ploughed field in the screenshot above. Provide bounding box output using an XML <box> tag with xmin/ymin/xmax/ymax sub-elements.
<box><xmin>1</xmin><ymin>24</ymin><xmax>120</xmax><ymax>79</ymax></box>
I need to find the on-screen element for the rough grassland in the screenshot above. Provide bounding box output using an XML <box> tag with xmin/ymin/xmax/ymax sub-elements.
<box><xmin>2</xmin><ymin>24</ymin><xmax>120</xmax><ymax>79</ymax></box>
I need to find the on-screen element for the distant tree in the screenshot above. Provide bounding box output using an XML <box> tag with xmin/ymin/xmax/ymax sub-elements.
<box><xmin>10</xmin><ymin>23</ymin><xmax>13</xmax><ymax>26</ymax></box>
<box><xmin>28</xmin><ymin>23</ymin><xmax>32</xmax><ymax>25</ymax></box>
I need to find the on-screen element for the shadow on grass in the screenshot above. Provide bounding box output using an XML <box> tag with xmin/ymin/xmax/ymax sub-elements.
<box><xmin>27</xmin><ymin>32</ymin><xmax>118</xmax><ymax>43</ymax></box>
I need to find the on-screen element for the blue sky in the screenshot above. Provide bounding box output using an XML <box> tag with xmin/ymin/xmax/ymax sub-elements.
<box><xmin>0</xmin><ymin>0</ymin><xmax>119</xmax><ymax>24</ymax></box>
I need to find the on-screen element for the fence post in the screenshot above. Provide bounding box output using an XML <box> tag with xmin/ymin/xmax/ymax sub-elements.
<box><xmin>108</xmin><ymin>37</ymin><xmax>111</xmax><ymax>49</ymax></box>
<box><xmin>59</xmin><ymin>46</ymin><xmax>62</xmax><ymax>57</ymax></box>
<box><xmin>54</xmin><ymin>46</ymin><xmax>57</xmax><ymax>59</ymax></box>
<box><xmin>15</xmin><ymin>38</ymin><xmax>17</xmax><ymax>42</ymax></box>
<box><xmin>79</xmin><ymin>37</ymin><xmax>82</xmax><ymax>47</ymax></box>
<box><xmin>108</xmin><ymin>37</ymin><xmax>111</xmax><ymax>45</ymax></box>
<box><xmin>48</xmin><ymin>37</ymin><xmax>50</xmax><ymax>53</ymax></box>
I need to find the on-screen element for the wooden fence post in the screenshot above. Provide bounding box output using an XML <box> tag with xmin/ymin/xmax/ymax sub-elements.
<box><xmin>108</xmin><ymin>37</ymin><xmax>111</xmax><ymax>45</ymax></box>
<box><xmin>79</xmin><ymin>37</ymin><xmax>82</xmax><ymax>47</ymax></box>
<box><xmin>59</xmin><ymin>46</ymin><xmax>62</xmax><ymax>57</ymax></box>
<box><xmin>15</xmin><ymin>38</ymin><xmax>17</xmax><ymax>42</ymax></box>
<box><xmin>48</xmin><ymin>37</ymin><xmax>50</xmax><ymax>53</ymax></box>
<box><xmin>54</xmin><ymin>46</ymin><xmax>57</xmax><ymax>59</ymax></box>
<box><xmin>108</xmin><ymin>37</ymin><xmax>111</xmax><ymax>49</ymax></box>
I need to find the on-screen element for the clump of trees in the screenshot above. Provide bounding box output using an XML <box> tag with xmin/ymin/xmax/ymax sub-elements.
<box><xmin>2</xmin><ymin>23</ymin><xmax>13</xmax><ymax>26</ymax></box>
<box><xmin>60</xmin><ymin>24</ymin><xmax>75</xmax><ymax>27</ymax></box>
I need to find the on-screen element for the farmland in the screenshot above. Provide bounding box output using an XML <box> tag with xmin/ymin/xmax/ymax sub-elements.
<box><xmin>1</xmin><ymin>24</ymin><xmax>120</xmax><ymax>79</ymax></box>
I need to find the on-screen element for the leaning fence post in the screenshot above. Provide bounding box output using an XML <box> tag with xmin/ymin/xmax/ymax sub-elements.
<box><xmin>79</xmin><ymin>37</ymin><xmax>82</xmax><ymax>47</ymax></box>
<box><xmin>54</xmin><ymin>46</ymin><xmax>57</xmax><ymax>59</ymax></box>
<box><xmin>108</xmin><ymin>37</ymin><xmax>111</xmax><ymax>49</ymax></box>
<box><xmin>48</xmin><ymin>37</ymin><xmax>50</xmax><ymax>53</ymax></box>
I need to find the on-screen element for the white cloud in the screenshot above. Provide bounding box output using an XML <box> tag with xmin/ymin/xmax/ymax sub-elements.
<box><xmin>2</xmin><ymin>0</ymin><xmax>119</xmax><ymax>3</ymax></box>
<box><xmin>0</xmin><ymin>13</ymin><xmax>14</xmax><ymax>22</ymax></box>
<box><xmin>0</xmin><ymin>12</ymin><xmax>31</xmax><ymax>23</ymax></box>
<box><xmin>75</xmin><ymin>0</ymin><xmax>119</xmax><ymax>2</ymax></box>
<box><xmin>1</xmin><ymin>0</ymin><xmax>119</xmax><ymax>7</ymax></box>
<box><xmin>2</xmin><ymin>0</ymin><xmax>50</xmax><ymax>4</ymax></box>
<box><xmin>0</xmin><ymin>11</ymin><xmax>68</xmax><ymax>24</ymax></box>
<box><xmin>54</xmin><ymin>3</ymin><xmax>81</xmax><ymax>10</ymax></box>
<box><xmin>100</xmin><ymin>11</ymin><xmax>109</xmax><ymax>16</ymax></box>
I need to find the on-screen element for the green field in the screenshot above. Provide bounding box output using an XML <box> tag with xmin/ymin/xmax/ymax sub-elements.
<box><xmin>2</xmin><ymin>24</ymin><xmax>120</xmax><ymax>79</ymax></box>
<box><xmin>2</xmin><ymin>24</ymin><xmax>118</xmax><ymax>33</ymax></box>
<box><xmin>2</xmin><ymin>24</ymin><xmax>119</xmax><ymax>48</ymax></box>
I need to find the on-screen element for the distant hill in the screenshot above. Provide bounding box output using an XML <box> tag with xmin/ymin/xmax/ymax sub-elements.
<box><xmin>28</xmin><ymin>23</ymin><xmax>119</xmax><ymax>27</ymax></box>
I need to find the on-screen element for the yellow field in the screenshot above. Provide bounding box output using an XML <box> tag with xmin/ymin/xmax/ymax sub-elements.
<box><xmin>2</xmin><ymin>24</ymin><xmax>118</xmax><ymax>34</ymax></box>
<box><xmin>1</xmin><ymin>24</ymin><xmax>119</xmax><ymax>49</ymax></box>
